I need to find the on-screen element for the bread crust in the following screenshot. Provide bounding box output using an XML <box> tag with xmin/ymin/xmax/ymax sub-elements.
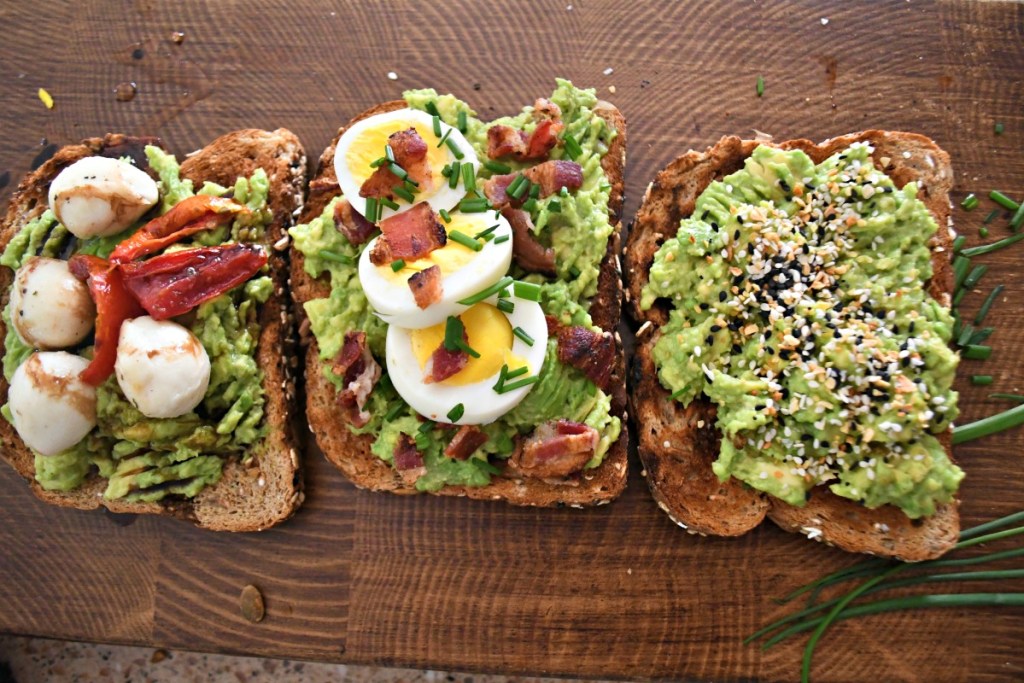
<box><xmin>0</xmin><ymin>130</ymin><xmax>308</xmax><ymax>531</ymax></box>
<box><xmin>292</xmin><ymin>96</ymin><xmax>629</xmax><ymax>506</ymax></box>
<box><xmin>624</xmin><ymin>131</ymin><xmax>959</xmax><ymax>560</ymax></box>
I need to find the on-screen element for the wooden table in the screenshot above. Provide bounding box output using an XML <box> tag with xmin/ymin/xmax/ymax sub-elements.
<box><xmin>1</xmin><ymin>2</ymin><xmax>1022</xmax><ymax>680</ymax></box>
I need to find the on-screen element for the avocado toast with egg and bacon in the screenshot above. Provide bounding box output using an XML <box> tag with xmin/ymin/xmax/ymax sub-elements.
<box><xmin>291</xmin><ymin>80</ymin><xmax>629</xmax><ymax>505</ymax></box>
<box><xmin>625</xmin><ymin>131</ymin><xmax>962</xmax><ymax>560</ymax></box>
<box><xmin>0</xmin><ymin>130</ymin><xmax>306</xmax><ymax>531</ymax></box>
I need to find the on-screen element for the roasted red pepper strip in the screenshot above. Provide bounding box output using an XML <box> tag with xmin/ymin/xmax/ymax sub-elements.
<box><xmin>109</xmin><ymin>195</ymin><xmax>245</xmax><ymax>263</ymax></box>
<box><xmin>68</xmin><ymin>254</ymin><xmax>145</xmax><ymax>387</ymax></box>
<box><xmin>119</xmin><ymin>244</ymin><xmax>268</xmax><ymax>319</ymax></box>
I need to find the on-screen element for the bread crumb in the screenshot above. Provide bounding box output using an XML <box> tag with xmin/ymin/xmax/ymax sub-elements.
<box><xmin>627</xmin><ymin>568</ymin><xmax>632</xmax><ymax>575</ymax></box>
<box><xmin>820</xmin><ymin>17</ymin><xmax>829</xmax><ymax>25</ymax></box>
<box><xmin>663</xmin><ymin>440</ymin><xmax>671</xmax><ymax>448</ymax></box>
<box><xmin>387</xmin><ymin>71</ymin><xmax>398</xmax><ymax>80</ymax></box>
<box><xmin>603</xmin><ymin>67</ymin><xmax>614</xmax><ymax>76</ymax></box>
<box><xmin>608</xmin><ymin>85</ymin><xmax>617</xmax><ymax>94</ymax></box>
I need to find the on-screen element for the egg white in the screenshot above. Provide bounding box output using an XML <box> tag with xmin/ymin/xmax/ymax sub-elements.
<box><xmin>359</xmin><ymin>211</ymin><xmax>513</xmax><ymax>329</ymax></box>
<box><xmin>334</xmin><ymin>108</ymin><xmax>479</xmax><ymax>222</ymax></box>
<box><xmin>386</xmin><ymin>298</ymin><xmax>549</xmax><ymax>425</ymax></box>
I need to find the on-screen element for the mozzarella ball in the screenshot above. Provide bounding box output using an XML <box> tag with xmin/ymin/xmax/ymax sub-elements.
<box><xmin>115</xmin><ymin>317</ymin><xmax>211</xmax><ymax>419</ymax></box>
<box><xmin>10</xmin><ymin>257</ymin><xmax>95</xmax><ymax>349</ymax></box>
<box><xmin>8</xmin><ymin>352</ymin><xmax>96</xmax><ymax>456</ymax></box>
<box><xmin>48</xmin><ymin>156</ymin><xmax>159</xmax><ymax>238</ymax></box>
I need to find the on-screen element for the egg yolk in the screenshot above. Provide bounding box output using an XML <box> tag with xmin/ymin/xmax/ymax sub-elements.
<box><xmin>410</xmin><ymin>303</ymin><xmax>530</xmax><ymax>386</ymax></box>
<box><xmin>382</xmin><ymin>214</ymin><xmax>486</xmax><ymax>283</ymax></box>
<box><xmin>345</xmin><ymin>119</ymin><xmax>449</xmax><ymax>187</ymax></box>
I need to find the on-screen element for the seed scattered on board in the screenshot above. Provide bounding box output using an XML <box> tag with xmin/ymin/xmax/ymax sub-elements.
<box><xmin>240</xmin><ymin>584</ymin><xmax>266</xmax><ymax>623</ymax></box>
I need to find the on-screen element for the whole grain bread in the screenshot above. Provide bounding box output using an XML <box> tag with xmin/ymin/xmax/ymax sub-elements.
<box><xmin>292</xmin><ymin>97</ymin><xmax>629</xmax><ymax>507</ymax></box>
<box><xmin>624</xmin><ymin>131</ymin><xmax>959</xmax><ymax>560</ymax></box>
<box><xmin>0</xmin><ymin>129</ymin><xmax>307</xmax><ymax>531</ymax></box>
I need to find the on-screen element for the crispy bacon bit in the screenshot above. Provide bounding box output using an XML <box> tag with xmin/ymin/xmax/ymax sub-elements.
<box><xmin>375</xmin><ymin>202</ymin><xmax>447</xmax><ymax>263</ymax></box>
<box><xmin>556</xmin><ymin>324</ymin><xmax>616</xmax><ymax>392</ymax></box>
<box><xmin>502</xmin><ymin>208</ymin><xmax>556</xmax><ymax>275</ymax></box>
<box><xmin>525</xmin><ymin>119</ymin><xmax>564</xmax><ymax>160</ymax></box>
<box><xmin>514</xmin><ymin>420</ymin><xmax>598</xmax><ymax>478</ymax></box>
<box><xmin>368</xmin><ymin>237</ymin><xmax>393</xmax><ymax>266</ymax></box>
<box><xmin>359</xmin><ymin>128</ymin><xmax>431</xmax><ymax>199</ymax></box>
<box><xmin>333</xmin><ymin>198</ymin><xmax>376</xmax><ymax>245</ymax></box>
<box><xmin>408</xmin><ymin>265</ymin><xmax>443</xmax><ymax>309</ymax></box>
<box><xmin>532</xmin><ymin>98</ymin><xmax>562</xmax><ymax>121</ymax></box>
<box><xmin>428</xmin><ymin>332</ymin><xmax>468</xmax><ymax>384</ymax></box>
<box><xmin>393</xmin><ymin>434</ymin><xmax>426</xmax><ymax>484</ymax></box>
<box><xmin>486</xmin><ymin>121</ymin><xmax>564</xmax><ymax>161</ymax></box>
<box><xmin>333</xmin><ymin>331</ymin><xmax>381</xmax><ymax>428</ymax></box>
<box><xmin>482</xmin><ymin>173</ymin><xmax>518</xmax><ymax>209</ymax></box>
<box><xmin>444</xmin><ymin>425</ymin><xmax>489</xmax><ymax>460</ymax></box>
<box><xmin>523</xmin><ymin>160</ymin><xmax>583</xmax><ymax>197</ymax></box>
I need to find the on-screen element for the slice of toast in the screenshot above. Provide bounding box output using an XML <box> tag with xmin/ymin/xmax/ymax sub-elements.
<box><xmin>624</xmin><ymin>131</ymin><xmax>959</xmax><ymax>560</ymax></box>
<box><xmin>292</xmin><ymin>97</ymin><xmax>629</xmax><ymax>507</ymax></box>
<box><xmin>0</xmin><ymin>129</ymin><xmax>307</xmax><ymax>531</ymax></box>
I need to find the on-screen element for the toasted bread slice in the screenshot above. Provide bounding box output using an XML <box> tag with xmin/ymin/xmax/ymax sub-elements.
<box><xmin>0</xmin><ymin>130</ymin><xmax>307</xmax><ymax>531</ymax></box>
<box><xmin>292</xmin><ymin>97</ymin><xmax>629</xmax><ymax>506</ymax></box>
<box><xmin>625</xmin><ymin>131</ymin><xmax>959</xmax><ymax>560</ymax></box>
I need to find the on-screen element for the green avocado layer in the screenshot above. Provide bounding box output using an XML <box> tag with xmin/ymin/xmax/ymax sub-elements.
<box><xmin>641</xmin><ymin>143</ymin><xmax>962</xmax><ymax>518</ymax></box>
<box><xmin>289</xmin><ymin>80</ymin><xmax>621</xmax><ymax>490</ymax></box>
<box><xmin>1</xmin><ymin>147</ymin><xmax>273</xmax><ymax>502</ymax></box>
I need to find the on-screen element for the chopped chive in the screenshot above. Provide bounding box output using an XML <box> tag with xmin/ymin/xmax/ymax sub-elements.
<box><xmin>991</xmin><ymin>393</ymin><xmax>1024</xmax><ymax>402</ymax></box>
<box><xmin>494</xmin><ymin>235</ymin><xmax>509</xmax><ymax>244</ymax></box>
<box><xmin>961</xmin><ymin>194</ymin><xmax>979</xmax><ymax>211</ymax></box>
<box><xmin>497</xmin><ymin>375</ymin><xmax>540</xmax><ymax>394</ymax></box>
<box><xmin>548</xmin><ymin>199</ymin><xmax>562</xmax><ymax>212</ymax></box>
<box><xmin>989</xmin><ymin>190</ymin><xmax>1020</xmax><ymax>212</ymax></box>
<box><xmin>952</xmin><ymin>235</ymin><xmax>967</xmax><ymax>253</ymax></box>
<box><xmin>505</xmin><ymin>365</ymin><xmax>529</xmax><ymax>380</ymax></box>
<box><xmin>669</xmin><ymin>386</ymin><xmax>689</xmax><ymax>400</ymax></box>
<box><xmin>457</xmin><ymin>110</ymin><xmax>467</xmax><ymax>133</ymax></box>
<box><xmin>392</xmin><ymin>185</ymin><xmax>415</xmax><ymax>203</ymax></box>
<box><xmin>384</xmin><ymin>403</ymin><xmax>404</xmax><ymax>421</ymax></box>
<box><xmin>563</xmin><ymin>133</ymin><xmax>582</xmax><ymax>160</ymax></box>
<box><xmin>756</xmin><ymin>75</ymin><xmax>765</xmax><ymax>97</ymax></box>
<box><xmin>995</xmin><ymin>122</ymin><xmax>1005</xmax><ymax>135</ymax></box>
<box><xmin>974</xmin><ymin>284</ymin><xmax>1004</xmax><ymax>325</ymax></box>
<box><xmin>365</xmin><ymin>197</ymin><xmax>379</xmax><ymax>223</ymax></box>
<box><xmin>960</xmin><ymin>232</ymin><xmax>1024</xmax><ymax>257</ymax></box>
<box><xmin>447</xmin><ymin>403</ymin><xmax>465</xmax><ymax>422</ymax></box>
<box><xmin>957</xmin><ymin>323</ymin><xmax>975</xmax><ymax>347</ymax></box>
<box><xmin>462</xmin><ymin>163</ymin><xmax>476</xmax><ymax>192</ymax></box>
<box><xmin>473</xmin><ymin>224</ymin><xmax>499</xmax><ymax>240</ymax></box>
<box><xmin>529</xmin><ymin>182</ymin><xmax>540</xmax><ymax>198</ymax></box>
<box><xmin>459</xmin><ymin>197</ymin><xmax>491</xmax><ymax>213</ymax></box>
<box><xmin>441</xmin><ymin>164</ymin><xmax>453</xmax><ymax>178</ymax></box>
<box><xmin>381</xmin><ymin>197</ymin><xmax>400</xmax><ymax>210</ymax></box>
<box><xmin>317</xmin><ymin>249</ymin><xmax>354</xmax><ymax>265</ymax></box>
<box><xmin>953</xmin><ymin>256</ymin><xmax>971</xmax><ymax>292</ymax></box>
<box><xmin>432</xmin><ymin>115</ymin><xmax>442</xmax><ymax>137</ymax></box>
<box><xmin>449</xmin><ymin>160</ymin><xmax>461</xmax><ymax>190</ymax></box>
<box><xmin>560</xmin><ymin>186</ymin><xmax>569</xmax><ymax>197</ymax></box>
<box><xmin>962</xmin><ymin>344</ymin><xmax>992</xmax><ymax>360</ymax></box>
<box><xmin>512</xmin><ymin>326</ymin><xmax>534</xmax><ymax>346</ymax></box>
<box><xmin>369</xmin><ymin>156</ymin><xmax>388</xmax><ymax>168</ymax></box>
<box><xmin>424</xmin><ymin>101</ymin><xmax>440</xmax><ymax>117</ymax></box>
<box><xmin>458</xmin><ymin>275</ymin><xmax>514</xmax><ymax>306</ymax></box>
<box><xmin>984</xmin><ymin>209</ymin><xmax>999</xmax><ymax>224</ymax></box>
<box><xmin>493</xmin><ymin>364</ymin><xmax>508</xmax><ymax>390</ymax></box>
<box><xmin>568</xmin><ymin>265</ymin><xmax>581</xmax><ymax>278</ymax></box>
<box><xmin>496</xmin><ymin>298</ymin><xmax>515</xmax><ymax>314</ymax></box>
<box><xmin>404</xmin><ymin>177</ymin><xmax>420</xmax><ymax>192</ymax></box>
<box><xmin>449</xmin><ymin>230</ymin><xmax>483</xmax><ymax>251</ymax></box>
<box><xmin>513</xmin><ymin>280</ymin><xmax>542</xmax><ymax>302</ymax></box>
<box><xmin>1010</xmin><ymin>202</ymin><xmax>1024</xmax><ymax>232</ymax></box>
<box><xmin>384</xmin><ymin>144</ymin><xmax>395</xmax><ymax>162</ymax></box>
<box><xmin>980</xmin><ymin>227</ymin><xmax>989</xmax><ymax>238</ymax></box>
<box><xmin>972</xmin><ymin>375</ymin><xmax>994</xmax><ymax>386</ymax></box>
<box><xmin>962</xmin><ymin>264</ymin><xmax>988</xmax><ymax>290</ymax></box>
<box><xmin>391</xmin><ymin>259</ymin><xmax>405</xmax><ymax>272</ymax></box>
<box><xmin>439</xmin><ymin>208</ymin><xmax>451</xmax><ymax>223</ymax></box>
<box><xmin>969</xmin><ymin>327</ymin><xmax>994</xmax><ymax>345</ymax></box>
<box><xmin>418</xmin><ymin>420</ymin><xmax>434</xmax><ymax>434</ymax></box>
<box><xmin>599</xmin><ymin>182</ymin><xmax>612</xmax><ymax>192</ymax></box>
<box><xmin>521</xmin><ymin>198</ymin><xmax>538</xmax><ymax>212</ymax></box>
<box><xmin>388</xmin><ymin>162</ymin><xmax>408</xmax><ymax>181</ymax></box>
<box><xmin>498</xmin><ymin>287</ymin><xmax>510</xmax><ymax>299</ymax></box>
<box><xmin>445</xmin><ymin>136</ymin><xmax>465</xmax><ymax>159</ymax></box>
<box><xmin>444</xmin><ymin>316</ymin><xmax>464</xmax><ymax>351</ymax></box>
<box><xmin>484</xmin><ymin>160</ymin><xmax>511</xmax><ymax>174</ymax></box>
<box><xmin>507</xmin><ymin>174</ymin><xmax>528</xmax><ymax>199</ymax></box>
<box><xmin>456</xmin><ymin>340</ymin><xmax>481</xmax><ymax>358</ymax></box>
<box><xmin>953</xmin><ymin>401</ymin><xmax>1024</xmax><ymax>444</ymax></box>
<box><xmin>952</xmin><ymin>286</ymin><xmax>966</xmax><ymax>310</ymax></box>
<box><xmin>436</xmin><ymin>127</ymin><xmax>452</xmax><ymax>148</ymax></box>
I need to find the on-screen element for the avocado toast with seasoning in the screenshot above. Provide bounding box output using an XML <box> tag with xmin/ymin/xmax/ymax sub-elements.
<box><xmin>290</xmin><ymin>80</ymin><xmax>629</xmax><ymax>505</ymax></box>
<box><xmin>0</xmin><ymin>130</ymin><xmax>307</xmax><ymax>531</ymax></box>
<box><xmin>625</xmin><ymin>131</ymin><xmax>962</xmax><ymax>560</ymax></box>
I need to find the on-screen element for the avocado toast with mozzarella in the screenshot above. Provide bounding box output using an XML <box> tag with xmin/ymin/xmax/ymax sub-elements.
<box><xmin>291</xmin><ymin>80</ymin><xmax>629</xmax><ymax>505</ymax></box>
<box><xmin>625</xmin><ymin>131</ymin><xmax>962</xmax><ymax>560</ymax></box>
<box><xmin>0</xmin><ymin>130</ymin><xmax>306</xmax><ymax>531</ymax></box>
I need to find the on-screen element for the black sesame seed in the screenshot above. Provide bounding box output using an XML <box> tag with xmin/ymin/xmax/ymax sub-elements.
<box><xmin>710</xmin><ymin>325</ymin><xmax>722</xmax><ymax>333</ymax></box>
<box><xmin>719</xmin><ymin>291</ymin><xmax>727</xmax><ymax>302</ymax></box>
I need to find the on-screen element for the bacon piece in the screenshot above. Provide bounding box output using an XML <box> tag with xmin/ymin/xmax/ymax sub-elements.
<box><xmin>556</xmin><ymin>324</ymin><xmax>616</xmax><ymax>392</ymax></box>
<box><xmin>408</xmin><ymin>265</ymin><xmax>443</xmax><ymax>309</ymax></box>
<box><xmin>486</xmin><ymin>121</ymin><xmax>564</xmax><ymax>162</ymax></box>
<box><xmin>502</xmin><ymin>208</ymin><xmax>556</xmax><ymax>276</ymax></box>
<box><xmin>524</xmin><ymin>119</ymin><xmax>564</xmax><ymax>160</ymax></box>
<box><xmin>513</xmin><ymin>420</ymin><xmax>599</xmax><ymax>479</ymax></box>
<box><xmin>332</xmin><ymin>331</ymin><xmax>381</xmax><ymax>428</ymax></box>
<box><xmin>428</xmin><ymin>331</ymin><xmax>469</xmax><ymax>383</ymax></box>
<box><xmin>333</xmin><ymin>198</ymin><xmax>376</xmax><ymax>245</ymax></box>
<box><xmin>523</xmin><ymin>160</ymin><xmax>583</xmax><ymax>197</ymax></box>
<box><xmin>377</xmin><ymin>202</ymin><xmax>447</xmax><ymax>262</ymax></box>
<box><xmin>444</xmin><ymin>425</ymin><xmax>489</xmax><ymax>460</ymax></box>
<box><xmin>368</xmin><ymin>237</ymin><xmax>393</xmax><ymax>266</ymax></box>
<box><xmin>359</xmin><ymin>128</ymin><xmax>431</xmax><ymax>199</ymax></box>
<box><xmin>482</xmin><ymin>173</ymin><xmax>518</xmax><ymax>209</ymax></box>
<box><xmin>532</xmin><ymin>98</ymin><xmax>562</xmax><ymax>121</ymax></box>
<box><xmin>393</xmin><ymin>434</ymin><xmax>426</xmax><ymax>484</ymax></box>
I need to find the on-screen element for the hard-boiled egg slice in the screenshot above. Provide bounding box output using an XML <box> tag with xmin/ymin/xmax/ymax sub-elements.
<box><xmin>359</xmin><ymin>211</ymin><xmax>513</xmax><ymax>329</ymax></box>
<box><xmin>8</xmin><ymin>351</ymin><xmax>96</xmax><ymax>456</ymax></box>
<box><xmin>386</xmin><ymin>299</ymin><xmax>549</xmax><ymax>425</ymax></box>
<box><xmin>334</xmin><ymin>108</ymin><xmax>478</xmax><ymax>221</ymax></box>
<box><xmin>48</xmin><ymin>156</ymin><xmax>159</xmax><ymax>238</ymax></box>
<box><xmin>115</xmin><ymin>316</ymin><xmax>211</xmax><ymax>419</ymax></box>
<box><xmin>10</xmin><ymin>256</ymin><xmax>95</xmax><ymax>350</ymax></box>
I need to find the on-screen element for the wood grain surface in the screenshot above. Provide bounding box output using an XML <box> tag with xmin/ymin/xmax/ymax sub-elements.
<box><xmin>1</xmin><ymin>1</ymin><xmax>1023</xmax><ymax>681</ymax></box>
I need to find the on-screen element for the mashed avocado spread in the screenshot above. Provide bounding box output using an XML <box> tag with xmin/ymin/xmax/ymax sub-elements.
<box><xmin>289</xmin><ymin>80</ymin><xmax>621</xmax><ymax>490</ymax></box>
<box><xmin>1</xmin><ymin>147</ymin><xmax>272</xmax><ymax>502</ymax></box>
<box><xmin>641</xmin><ymin>143</ymin><xmax>962</xmax><ymax>518</ymax></box>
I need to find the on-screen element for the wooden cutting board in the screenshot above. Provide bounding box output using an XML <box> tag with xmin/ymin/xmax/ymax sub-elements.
<box><xmin>1</xmin><ymin>1</ymin><xmax>1022</xmax><ymax>680</ymax></box>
